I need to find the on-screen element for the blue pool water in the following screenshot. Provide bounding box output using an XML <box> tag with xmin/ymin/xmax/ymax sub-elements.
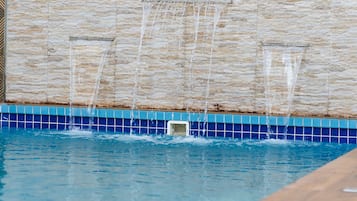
<box><xmin>0</xmin><ymin>128</ymin><xmax>354</xmax><ymax>201</ymax></box>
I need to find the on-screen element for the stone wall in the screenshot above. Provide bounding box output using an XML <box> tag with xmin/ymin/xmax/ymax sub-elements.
<box><xmin>5</xmin><ymin>0</ymin><xmax>357</xmax><ymax>118</ymax></box>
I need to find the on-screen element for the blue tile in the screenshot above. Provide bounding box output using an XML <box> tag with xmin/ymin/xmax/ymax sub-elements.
<box><xmin>313</xmin><ymin>136</ymin><xmax>321</xmax><ymax>142</ymax></box>
<box><xmin>49</xmin><ymin>107</ymin><xmax>57</xmax><ymax>116</ymax></box>
<box><xmin>349</xmin><ymin>129</ymin><xmax>357</xmax><ymax>137</ymax></box>
<box><xmin>149</xmin><ymin>128</ymin><xmax>156</xmax><ymax>134</ymax></box>
<box><xmin>58</xmin><ymin>124</ymin><xmax>65</xmax><ymax>130</ymax></box>
<box><xmin>234</xmin><ymin>124</ymin><xmax>241</xmax><ymax>131</ymax></box>
<box><xmin>1</xmin><ymin>121</ymin><xmax>8</xmax><ymax>128</ymax></box>
<box><xmin>141</xmin><ymin>119</ymin><xmax>148</xmax><ymax>127</ymax></box>
<box><xmin>277</xmin><ymin>117</ymin><xmax>287</xmax><ymax>126</ymax></box>
<box><xmin>17</xmin><ymin>105</ymin><xmax>25</xmax><ymax>114</ymax></box>
<box><xmin>58</xmin><ymin>116</ymin><xmax>66</xmax><ymax>124</ymax></box>
<box><xmin>25</xmin><ymin>114</ymin><xmax>33</xmax><ymax>121</ymax></box>
<box><xmin>25</xmin><ymin>123</ymin><xmax>33</xmax><ymax>129</ymax></box>
<box><xmin>252</xmin><ymin>125</ymin><xmax>259</xmax><ymax>132</ymax></box>
<box><xmin>157</xmin><ymin>120</ymin><xmax>165</xmax><ymax>128</ymax></box>
<box><xmin>304</xmin><ymin>136</ymin><xmax>312</xmax><ymax>142</ymax></box>
<box><xmin>260</xmin><ymin>125</ymin><xmax>268</xmax><ymax>133</ymax></box>
<box><xmin>243</xmin><ymin>133</ymin><xmax>250</xmax><ymax>139</ymax></box>
<box><xmin>124</xmin><ymin>119</ymin><xmax>131</xmax><ymax>127</ymax></box>
<box><xmin>1</xmin><ymin>113</ymin><xmax>8</xmax><ymax>121</ymax></box>
<box><xmin>269</xmin><ymin>126</ymin><xmax>277</xmax><ymax>133</ymax></box>
<box><xmin>42</xmin><ymin>115</ymin><xmax>49</xmax><ymax>122</ymax></box>
<box><xmin>269</xmin><ymin>134</ymin><xmax>277</xmax><ymax>139</ymax></box>
<box><xmin>116</xmin><ymin>118</ymin><xmax>123</xmax><ymax>126</ymax></box>
<box><xmin>278</xmin><ymin>126</ymin><xmax>286</xmax><ymax>134</ymax></box>
<box><xmin>18</xmin><ymin>114</ymin><xmax>25</xmax><ymax>121</ymax></box>
<box><xmin>243</xmin><ymin>124</ymin><xmax>250</xmax><ymax>131</ymax></box>
<box><xmin>106</xmin><ymin>110</ymin><xmax>115</xmax><ymax>118</ymax></box>
<box><xmin>259</xmin><ymin>134</ymin><xmax>267</xmax><ymax>140</ymax></box>
<box><xmin>83</xmin><ymin>117</ymin><xmax>90</xmax><ymax>125</ymax></box>
<box><xmin>340</xmin><ymin>128</ymin><xmax>348</xmax><ymax>136</ymax></box>
<box><xmin>296</xmin><ymin>127</ymin><xmax>303</xmax><ymax>135</ymax></box>
<box><xmin>190</xmin><ymin>122</ymin><xmax>198</xmax><ymax>129</ymax></box>
<box><xmin>208</xmin><ymin>131</ymin><xmax>215</xmax><ymax>137</ymax></box>
<box><xmin>340</xmin><ymin>120</ymin><xmax>347</xmax><ymax>129</ymax></box>
<box><xmin>331</xmin><ymin>137</ymin><xmax>338</xmax><ymax>143</ymax></box>
<box><xmin>207</xmin><ymin>114</ymin><xmax>215</xmax><ymax>122</ymax></box>
<box><xmin>50</xmin><ymin>124</ymin><xmax>57</xmax><ymax>129</ymax></box>
<box><xmin>9</xmin><ymin>114</ymin><xmax>16</xmax><ymax>121</ymax></box>
<box><xmin>349</xmin><ymin>138</ymin><xmax>356</xmax><ymax>144</ymax></box>
<box><xmin>114</xmin><ymin>110</ymin><xmax>122</xmax><ymax>119</ymax></box>
<box><xmin>123</xmin><ymin>110</ymin><xmax>131</xmax><ymax>119</ymax></box>
<box><xmin>322</xmin><ymin>137</ymin><xmax>329</xmax><ymax>143</ymax></box>
<box><xmin>108</xmin><ymin>118</ymin><xmax>114</xmax><ymax>126</ymax></box>
<box><xmin>277</xmin><ymin>134</ymin><xmax>285</xmax><ymax>140</ymax></box>
<box><xmin>295</xmin><ymin>135</ymin><xmax>303</xmax><ymax>141</ymax></box>
<box><xmin>286</xmin><ymin>134</ymin><xmax>294</xmax><ymax>140</ymax></box>
<box><xmin>34</xmin><ymin>123</ymin><xmax>40</xmax><ymax>129</ymax></box>
<box><xmin>233</xmin><ymin>131</ymin><xmax>242</xmax><ymax>139</ymax></box>
<box><xmin>313</xmin><ymin>127</ymin><xmax>321</xmax><ymax>135</ymax></box>
<box><xmin>322</xmin><ymin>128</ymin><xmax>330</xmax><ymax>136</ymax></box>
<box><xmin>115</xmin><ymin>126</ymin><xmax>123</xmax><ymax>133</ymax></box>
<box><xmin>208</xmin><ymin>123</ymin><xmax>215</xmax><ymax>130</ymax></box>
<box><xmin>226</xmin><ymin>123</ymin><xmax>233</xmax><ymax>131</ymax></box>
<box><xmin>217</xmin><ymin>123</ymin><xmax>224</xmax><ymax>130</ymax></box>
<box><xmin>98</xmin><ymin>109</ymin><xmax>107</xmax><ymax>118</ymax></box>
<box><xmin>287</xmin><ymin>126</ymin><xmax>294</xmax><ymax>134</ymax></box>
<box><xmin>140</xmin><ymin>128</ymin><xmax>148</xmax><ymax>134</ymax></box>
<box><xmin>50</xmin><ymin>116</ymin><xmax>57</xmax><ymax>123</ymax></box>
<box><xmin>57</xmin><ymin>107</ymin><xmax>65</xmax><ymax>116</ymax></box>
<box><xmin>252</xmin><ymin>133</ymin><xmax>259</xmax><ymax>139</ymax></box>
<box><xmin>303</xmin><ymin>118</ymin><xmax>312</xmax><ymax>127</ymax></box>
<box><xmin>34</xmin><ymin>115</ymin><xmax>41</xmax><ymax>122</ymax></box>
<box><xmin>1</xmin><ymin>105</ymin><xmax>9</xmax><ymax>113</ymax></box>
<box><xmin>268</xmin><ymin>117</ymin><xmax>277</xmax><ymax>126</ymax></box>
<box><xmin>99</xmin><ymin>126</ymin><xmax>107</xmax><ymax>132</ymax></box>
<box><xmin>331</xmin><ymin>128</ymin><xmax>338</xmax><ymax>136</ymax></box>
<box><xmin>24</xmin><ymin>106</ymin><xmax>33</xmax><ymax>114</ymax></box>
<box><xmin>157</xmin><ymin>129</ymin><xmax>165</xmax><ymax>135</ymax></box>
<box><xmin>40</xmin><ymin>106</ymin><xmax>49</xmax><ymax>115</ymax></box>
<box><xmin>10</xmin><ymin>122</ymin><xmax>16</xmax><ymax>128</ymax></box>
<box><xmin>107</xmin><ymin>127</ymin><xmax>115</xmax><ymax>132</ymax></box>
<box><xmin>340</xmin><ymin>138</ymin><xmax>347</xmax><ymax>144</ymax></box>
<box><xmin>225</xmin><ymin>131</ymin><xmax>232</xmax><ymax>138</ymax></box>
<box><xmin>18</xmin><ymin>122</ymin><xmax>25</xmax><ymax>128</ymax></box>
<box><xmin>156</xmin><ymin>112</ymin><xmax>164</xmax><ymax>120</ymax></box>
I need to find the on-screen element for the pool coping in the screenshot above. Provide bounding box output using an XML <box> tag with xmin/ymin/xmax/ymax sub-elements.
<box><xmin>262</xmin><ymin>147</ymin><xmax>357</xmax><ymax>201</ymax></box>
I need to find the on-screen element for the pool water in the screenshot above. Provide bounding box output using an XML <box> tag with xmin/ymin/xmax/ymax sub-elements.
<box><xmin>0</xmin><ymin>128</ymin><xmax>354</xmax><ymax>201</ymax></box>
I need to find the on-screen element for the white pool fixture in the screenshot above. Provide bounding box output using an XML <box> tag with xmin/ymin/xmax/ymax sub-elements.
<box><xmin>343</xmin><ymin>188</ymin><xmax>357</xmax><ymax>193</ymax></box>
<box><xmin>167</xmin><ymin>121</ymin><xmax>189</xmax><ymax>137</ymax></box>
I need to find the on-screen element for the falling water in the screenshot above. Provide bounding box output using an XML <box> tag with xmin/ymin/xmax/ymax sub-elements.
<box><xmin>203</xmin><ymin>5</ymin><xmax>222</xmax><ymax>136</ymax></box>
<box><xmin>87</xmin><ymin>39</ymin><xmax>116</xmax><ymax>129</ymax></box>
<box><xmin>130</xmin><ymin>2</ymin><xmax>152</xmax><ymax>135</ymax></box>
<box><xmin>69</xmin><ymin>41</ymin><xmax>75</xmax><ymax>130</ymax></box>
<box><xmin>186</xmin><ymin>4</ymin><xmax>201</xmax><ymax>131</ymax></box>
<box><xmin>263</xmin><ymin>45</ymin><xmax>305</xmax><ymax>139</ymax></box>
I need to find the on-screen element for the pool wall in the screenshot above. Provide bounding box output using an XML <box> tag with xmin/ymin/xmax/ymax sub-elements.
<box><xmin>1</xmin><ymin>104</ymin><xmax>356</xmax><ymax>144</ymax></box>
<box><xmin>5</xmin><ymin>1</ymin><xmax>357</xmax><ymax>118</ymax></box>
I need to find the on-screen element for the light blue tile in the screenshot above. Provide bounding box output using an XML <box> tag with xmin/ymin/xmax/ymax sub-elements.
<box><xmin>269</xmin><ymin>116</ymin><xmax>277</xmax><ymax>126</ymax></box>
<box><xmin>216</xmin><ymin>114</ymin><xmax>224</xmax><ymax>123</ymax></box>
<box><xmin>49</xmin><ymin>107</ymin><xmax>57</xmax><ymax>115</ymax></box>
<box><xmin>294</xmin><ymin>117</ymin><xmax>303</xmax><ymax>127</ymax></box>
<box><xmin>40</xmin><ymin>106</ymin><xmax>49</xmax><ymax>115</ymax></box>
<box><xmin>322</xmin><ymin>119</ymin><xmax>330</xmax><ymax>128</ymax></box>
<box><xmin>147</xmin><ymin>111</ymin><xmax>156</xmax><ymax>120</ymax></box>
<box><xmin>259</xmin><ymin>116</ymin><xmax>267</xmax><ymax>125</ymax></box>
<box><xmin>73</xmin><ymin>108</ymin><xmax>82</xmax><ymax>116</ymax></box>
<box><xmin>82</xmin><ymin>108</ymin><xmax>92</xmax><ymax>117</ymax></box>
<box><xmin>24</xmin><ymin>106</ymin><xmax>33</xmax><ymax>114</ymax></box>
<box><xmin>157</xmin><ymin>111</ymin><xmax>164</xmax><ymax>120</ymax></box>
<box><xmin>224</xmin><ymin>114</ymin><xmax>233</xmax><ymax>123</ymax></box>
<box><xmin>233</xmin><ymin>115</ymin><xmax>241</xmax><ymax>124</ymax></box>
<box><xmin>64</xmin><ymin>107</ymin><xmax>71</xmax><ymax>116</ymax></box>
<box><xmin>33</xmin><ymin>106</ymin><xmax>41</xmax><ymax>115</ymax></box>
<box><xmin>97</xmin><ymin>109</ymin><xmax>107</xmax><ymax>118</ymax></box>
<box><xmin>330</xmin><ymin>119</ymin><xmax>339</xmax><ymax>128</ymax></box>
<box><xmin>123</xmin><ymin>110</ymin><xmax>131</xmax><ymax>119</ymax></box>
<box><xmin>114</xmin><ymin>110</ymin><xmax>122</xmax><ymax>118</ymax></box>
<box><xmin>189</xmin><ymin>113</ymin><xmax>199</xmax><ymax>122</ymax></box>
<box><xmin>9</xmin><ymin>105</ymin><xmax>17</xmax><ymax>113</ymax></box>
<box><xmin>139</xmin><ymin>111</ymin><xmax>147</xmax><ymax>119</ymax></box>
<box><xmin>242</xmin><ymin>115</ymin><xmax>250</xmax><ymax>124</ymax></box>
<box><xmin>277</xmin><ymin>116</ymin><xmax>287</xmax><ymax>126</ymax></box>
<box><xmin>181</xmin><ymin>112</ymin><xmax>189</xmax><ymax>121</ymax></box>
<box><xmin>17</xmin><ymin>105</ymin><xmax>25</xmax><ymax>114</ymax></box>
<box><xmin>313</xmin><ymin>118</ymin><xmax>321</xmax><ymax>127</ymax></box>
<box><xmin>208</xmin><ymin>114</ymin><xmax>215</xmax><ymax>122</ymax></box>
<box><xmin>1</xmin><ymin>104</ymin><xmax>9</xmax><ymax>113</ymax></box>
<box><xmin>340</xmin><ymin>119</ymin><xmax>347</xmax><ymax>129</ymax></box>
<box><xmin>288</xmin><ymin>117</ymin><xmax>294</xmax><ymax>126</ymax></box>
<box><xmin>348</xmin><ymin>120</ymin><xmax>357</xmax><ymax>129</ymax></box>
<box><xmin>303</xmin><ymin>118</ymin><xmax>312</xmax><ymax>127</ymax></box>
<box><xmin>107</xmin><ymin>110</ymin><xmax>115</xmax><ymax>118</ymax></box>
<box><xmin>173</xmin><ymin>112</ymin><xmax>181</xmax><ymax>121</ymax></box>
<box><xmin>57</xmin><ymin>107</ymin><xmax>65</xmax><ymax>116</ymax></box>
<box><xmin>251</xmin><ymin>116</ymin><xmax>259</xmax><ymax>125</ymax></box>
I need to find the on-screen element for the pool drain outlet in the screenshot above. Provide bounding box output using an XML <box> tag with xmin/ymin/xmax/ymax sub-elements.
<box><xmin>167</xmin><ymin>121</ymin><xmax>189</xmax><ymax>137</ymax></box>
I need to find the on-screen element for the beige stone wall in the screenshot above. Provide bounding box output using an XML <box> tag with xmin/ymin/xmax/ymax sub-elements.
<box><xmin>5</xmin><ymin>0</ymin><xmax>357</xmax><ymax>117</ymax></box>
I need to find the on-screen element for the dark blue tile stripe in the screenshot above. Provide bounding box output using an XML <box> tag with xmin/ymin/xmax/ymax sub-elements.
<box><xmin>1</xmin><ymin>105</ymin><xmax>357</xmax><ymax>144</ymax></box>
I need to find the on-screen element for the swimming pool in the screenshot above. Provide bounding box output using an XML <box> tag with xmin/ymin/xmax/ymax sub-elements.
<box><xmin>0</xmin><ymin>128</ymin><xmax>354</xmax><ymax>201</ymax></box>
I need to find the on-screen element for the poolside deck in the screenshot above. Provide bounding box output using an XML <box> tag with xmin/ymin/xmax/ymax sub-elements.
<box><xmin>262</xmin><ymin>148</ymin><xmax>357</xmax><ymax>201</ymax></box>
